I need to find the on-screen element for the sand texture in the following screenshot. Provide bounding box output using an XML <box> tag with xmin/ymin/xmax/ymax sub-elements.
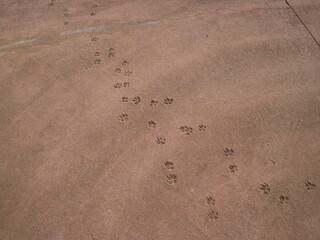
<box><xmin>0</xmin><ymin>0</ymin><xmax>320</xmax><ymax>239</ymax></box>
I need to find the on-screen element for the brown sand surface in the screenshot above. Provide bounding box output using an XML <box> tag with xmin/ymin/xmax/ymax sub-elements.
<box><xmin>0</xmin><ymin>0</ymin><xmax>320</xmax><ymax>239</ymax></box>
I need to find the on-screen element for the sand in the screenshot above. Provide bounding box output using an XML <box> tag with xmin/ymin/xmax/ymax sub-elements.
<box><xmin>0</xmin><ymin>0</ymin><xmax>320</xmax><ymax>239</ymax></box>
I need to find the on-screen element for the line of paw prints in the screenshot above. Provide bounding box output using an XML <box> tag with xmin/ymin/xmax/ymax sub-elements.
<box><xmin>115</xmin><ymin>60</ymin><xmax>133</xmax><ymax>76</ymax></box>
<box><xmin>163</xmin><ymin>162</ymin><xmax>177</xmax><ymax>185</ymax></box>
<box><xmin>91</xmin><ymin>3</ymin><xmax>98</xmax><ymax>16</ymax></box>
<box><xmin>120</xmin><ymin>98</ymin><xmax>172</xmax><ymax>106</ymax></box>
<box><xmin>259</xmin><ymin>181</ymin><xmax>316</xmax><ymax>204</ymax></box>
<box><xmin>178</xmin><ymin>124</ymin><xmax>206</xmax><ymax>135</ymax></box>
<box><xmin>58</xmin><ymin>8</ymin><xmax>71</xmax><ymax>25</ymax></box>
<box><xmin>120</xmin><ymin>96</ymin><xmax>141</xmax><ymax>104</ymax></box>
<box><xmin>259</xmin><ymin>183</ymin><xmax>289</xmax><ymax>204</ymax></box>
<box><xmin>113</xmin><ymin>82</ymin><xmax>130</xmax><ymax>88</ymax></box>
<box><xmin>115</xmin><ymin>68</ymin><xmax>133</xmax><ymax>76</ymax></box>
<box><xmin>119</xmin><ymin>97</ymin><xmax>175</xmax><ymax>107</ymax></box>
<box><xmin>93</xmin><ymin>48</ymin><xmax>116</xmax><ymax>64</ymax></box>
<box><xmin>206</xmin><ymin>196</ymin><xmax>219</xmax><ymax>221</ymax></box>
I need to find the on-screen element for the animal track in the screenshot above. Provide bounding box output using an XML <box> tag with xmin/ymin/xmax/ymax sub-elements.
<box><xmin>228</xmin><ymin>164</ymin><xmax>237</xmax><ymax>173</ymax></box>
<box><xmin>95</xmin><ymin>51</ymin><xmax>100</xmax><ymax>56</ymax></box>
<box><xmin>148</xmin><ymin>121</ymin><xmax>156</xmax><ymax>128</ymax></box>
<box><xmin>92</xmin><ymin>4</ymin><xmax>98</xmax><ymax>8</ymax></box>
<box><xmin>164</xmin><ymin>161</ymin><xmax>174</xmax><ymax>171</ymax></box>
<box><xmin>113</xmin><ymin>82</ymin><xmax>122</xmax><ymax>88</ymax></box>
<box><xmin>91</xmin><ymin>12</ymin><xmax>96</xmax><ymax>16</ymax></box>
<box><xmin>48</xmin><ymin>2</ymin><xmax>54</xmax><ymax>6</ymax></box>
<box><xmin>224</xmin><ymin>148</ymin><xmax>234</xmax><ymax>156</ymax></box>
<box><xmin>123</xmin><ymin>82</ymin><xmax>130</xmax><ymax>88</ymax></box>
<box><xmin>199</xmin><ymin>124</ymin><xmax>206</xmax><ymax>131</ymax></box>
<box><xmin>279</xmin><ymin>195</ymin><xmax>289</xmax><ymax>204</ymax></box>
<box><xmin>121</xmin><ymin>97</ymin><xmax>128</xmax><ymax>102</ymax></box>
<box><xmin>113</xmin><ymin>82</ymin><xmax>130</xmax><ymax>88</ymax></box>
<box><xmin>132</xmin><ymin>96</ymin><xmax>141</xmax><ymax>104</ymax></box>
<box><xmin>207</xmin><ymin>196</ymin><xmax>215</xmax><ymax>205</ymax></box>
<box><xmin>91</xmin><ymin>37</ymin><xmax>98</xmax><ymax>42</ymax></box>
<box><xmin>156</xmin><ymin>136</ymin><xmax>166</xmax><ymax>144</ymax></box>
<box><xmin>260</xmin><ymin>183</ymin><xmax>271</xmax><ymax>194</ymax></box>
<box><xmin>118</xmin><ymin>114</ymin><xmax>128</xmax><ymax>122</ymax></box>
<box><xmin>123</xmin><ymin>69</ymin><xmax>133</xmax><ymax>76</ymax></box>
<box><xmin>115</xmin><ymin>68</ymin><xmax>121</xmax><ymax>73</ymax></box>
<box><xmin>166</xmin><ymin>174</ymin><xmax>177</xmax><ymax>185</ymax></box>
<box><xmin>208</xmin><ymin>210</ymin><xmax>219</xmax><ymax>220</ymax></box>
<box><xmin>64</xmin><ymin>13</ymin><xmax>70</xmax><ymax>17</ymax></box>
<box><xmin>150</xmin><ymin>100</ymin><xmax>158</xmax><ymax>106</ymax></box>
<box><xmin>179</xmin><ymin>126</ymin><xmax>193</xmax><ymax>135</ymax></box>
<box><xmin>107</xmin><ymin>48</ymin><xmax>115</xmax><ymax>57</ymax></box>
<box><xmin>122</xmin><ymin>60</ymin><xmax>129</xmax><ymax>65</ymax></box>
<box><xmin>163</xmin><ymin>98</ymin><xmax>174</xmax><ymax>104</ymax></box>
<box><xmin>64</xmin><ymin>22</ymin><xmax>69</xmax><ymax>25</ymax></box>
<box><xmin>305</xmin><ymin>180</ymin><xmax>316</xmax><ymax>190</ymax></box>
<box><xmin>94</xmin><ymin>58</ymin><xmax>101</xmax><ymax>64</ymax></box>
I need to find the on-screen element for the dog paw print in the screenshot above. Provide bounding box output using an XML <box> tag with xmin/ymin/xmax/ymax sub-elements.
<box><xmin>279</xmin><ymin>195</ymin><xmax>289</xmax><ymax>204</ymax></box>
<box><xmin>179</xmin><ymin>126</ymin><xmax>193</xmax><ymax>135</ymax></box>
<box><xmin>228</xmin><ymin>164</ymin><xmax>237</xmax><ymax>173</ymax></box>
<box><xmin>156</xmin><ymin>136</ymin><xmax>166</xmax><ymax>145</ymax></box>
<box><xmin>166</xmin><ymin>174</ymin><xmax>177</xmax><ymax>185</ymax></box>
<box><xmin>207</xmin><ymin>196</ymin><xmax>215</xmax><ymax>205</ymax></box>
<box><xmin>94</xmin><ymin>58</ymin><xmax>101</xmax><ymax>64</ymax></box>
<box><xmin>91</xmin><ymin>37</ymin><xmax>98</xmax><ymax>42</ymax></box>
<box><xmin>48</xmin><ymin>2</ymin><xmax>54</xmax><ymax>6</ymax></box>
<box><xmin>305</xmin><ymin>180</ymin><xmax>316</xmax><ymax>190</ymax></box>
<box><xmin>208</xmin><ymin>210</ymin><xmax>219</xmax><ymax>220</ymax></box>
<box><xmin>199</xmin><ymin>124</ymin><xmax>206</xmax><ymax>131</ymax></box>
<box><xmin>123</xmin><ymin>82</ymin><xmax>130</xmax><ymax>88</ymax></box>
<box><xmin>95</xmin><ymin>51</ymin><xmax>100</xmax><ymax>56</ymax></box>
<box><xmin>224</xmin><ymin>148</ymin><xmax>234</xmax><ymax>156</ymax></box>
<box><xmin>63</xmin><ymin>9</ymin><xmax>70</xmax><ymax>17</ymax></box>
<box><xmin>113</xmin><ymin>82</ymin><xmax>122</xmax><ymax>88</ymax></box>
<box><xmin>260</xmin><ymin>183</ymin><xmax>271</xmax><ymax>194</ymax></box>
<box><xmin>132</xmin><ymin>96</ymin><xmax>141</xmax><ymax>104</ymax></box>
<box><xmin>91</xmin><ymin>12</ymin><xmax>96</xmax><ymax>16</ymax></box>
<box><xmin>64</xmin><ymin>21</ymin><xmax>69</xmax><ymax>25</ymax></box>
<box><xmin>164</xmin><ymin>161</ymin><xmax>174</xmax><ymax>171</ymax></box>
<box><xmin>163</xmin><ymin>98</ymin><xmax>173</xmax><ymax>104</ymax></box>
<box><xmin>107</xmin><ymin>48</ymin><xmax>115</xmax><ymax>57</ymax></box>
<box><xmin>148</xmin><ymin>121</ymin><xmax>156</xmax><ymax>128</ymax></box>
<box><xmin>123</xmin><ymin>69</ymin><xmax>133</xmax><ymax>76</ymax></box>
<box><xmin>119</xmin><ymin>113</ymin><xmax>128</xmax><ymax>122</ymax></box>
<box><xmin>115</xmin><ymin>68</ymin><xmax>121</xmax><ymax>73</ymax></box>
<box><xmin>121</xmin><ymin>97</ymin><xmax>128</xmax><ymax>103</ymax></box>
<box><xmin>122</xmin><ymin>60</ymin><xmax>129</xmax><ymax>65</ymax></box>
<box><xmin>150</xmin><ymin>100</ymin><xmax>158</xmax><ymax>106</ymax></box>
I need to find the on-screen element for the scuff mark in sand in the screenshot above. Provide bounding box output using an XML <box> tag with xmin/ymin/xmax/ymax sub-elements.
<box><xmin>0</xmin><ymin>38</ymin><xmax>36</xmax><ymax>50</ymax></box>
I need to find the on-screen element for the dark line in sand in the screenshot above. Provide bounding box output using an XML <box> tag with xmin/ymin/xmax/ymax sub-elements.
<box><xmin>285</xmin><ymin>0</ymin><xmax>320</xmax><ymax>48</ymax></box>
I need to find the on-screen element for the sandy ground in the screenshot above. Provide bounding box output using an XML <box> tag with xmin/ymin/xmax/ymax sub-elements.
<box><xmin>0</xmin><ymin>0</ymin><xmax>320</xmax><ymax>239</ymax></box>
